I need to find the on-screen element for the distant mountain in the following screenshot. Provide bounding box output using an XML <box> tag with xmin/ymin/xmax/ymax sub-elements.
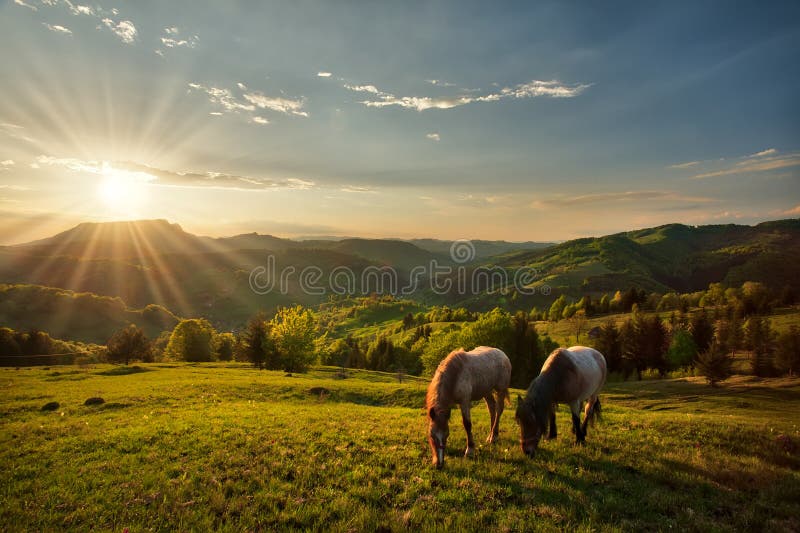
<box><xmin>2</xmin><ymin>218</ymin><xmax>798</xmax><ymax>330</ymax></box>
<box><xmin>496</xmin><ymin>219</ymin><xmax>800</xmax><ymax>295</ymax></box>
<box><xmin>407</xmin><ymin>238</ymin><xmax>553</xmax><ymax>260</ymax></box>
<box><xmin>15</xmin><ymin>219</ymin><xmax>211</xmax><ymax>261</ymax></box>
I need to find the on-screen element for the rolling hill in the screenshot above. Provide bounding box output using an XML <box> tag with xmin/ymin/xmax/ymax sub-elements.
<box><xmin>1</xmin><ymin>218</ymin><xmax>798</xmax><ymax>336</ymax></box>
<box><xmin>497</xmin><ymin>219</ymin><xmax>800</xmax><ymax>296</ymax></box>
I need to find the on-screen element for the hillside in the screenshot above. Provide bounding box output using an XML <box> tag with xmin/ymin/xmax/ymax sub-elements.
<box><xmin>2</xmin><ymin>218</ymin><xmax>799</xmax><ymax>326</ymax></box>
<box><xmin>0</xmin><ymin>284</ymin><xmax>179</xmax><ymax>344</ymax></box>
<box><xmin>495</xmin><ymin>219</ymin><xmax>800</xmax><ymax>297</ymax></box>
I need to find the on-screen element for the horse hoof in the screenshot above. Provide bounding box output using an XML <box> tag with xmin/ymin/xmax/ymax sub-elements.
<box><xmin>464</xmin><ymin>447</ymin><xmax>475</xmax><ymax>458</ymax></box>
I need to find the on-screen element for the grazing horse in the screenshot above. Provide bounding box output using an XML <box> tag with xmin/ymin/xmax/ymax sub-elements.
<box><xmin>426</xmin><ymin>346</ymin><xmax>512</xmax><ymax>469</ymax></box>
<box><xmin>515</xmin><ymin>346</ymin><xmax>606</xmax><ymax>456</ymax></box>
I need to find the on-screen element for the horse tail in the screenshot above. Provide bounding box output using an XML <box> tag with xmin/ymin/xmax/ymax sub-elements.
<box><xmin>591</xmin><ymin>397</ymin><xmax>602</xmax><ymax>425</ymax></box>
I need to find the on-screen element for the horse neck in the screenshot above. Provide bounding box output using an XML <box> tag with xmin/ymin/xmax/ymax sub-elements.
<box><xmin>429</xmin><ymin>358</ymin><xmax>462</xmax><ymax>410</ymax></box>
<box><xmin>528</xmin><ymin>373</ymin><xmax>554</xmax><ymax>406</ymax></box>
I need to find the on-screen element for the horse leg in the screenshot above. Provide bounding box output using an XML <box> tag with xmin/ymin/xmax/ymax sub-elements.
<box><xmin>493</xmin><ymin>390</ymin><xmax>505</xmax><ymax>442</ymax></box>
<box><xmin>569</xmin><ymin>401</ymin><xmax>585</xmax><ymax>444</ymax></box>
<box><xmin>547</xmin><ymin>403</ymin><xmax>557</xmax><ymax>440</ymax></box>
<box><xmin>581</xmin><ymin>395</ymin><xmax>597</xmax><ymax>437</ymax></box>
<box><xmin>460</xmin><ymin>403</ymin><xmax>476</xmax><ymax>457</ymax></box>
<box><xmin>484</xmin><ymin>395</ymin><xmax>497</xmax><ymax>444</ymax></box>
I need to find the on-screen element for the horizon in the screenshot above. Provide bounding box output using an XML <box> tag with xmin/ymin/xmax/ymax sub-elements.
<box><xmin>2</xmin><ymin>1</ymin><xmax>799</xmax><ymax>245</ymax></box>
<box><xmin>4</xmin><ymin>215</ymin><xmax>800</xmax><ymax>248</ymax></box>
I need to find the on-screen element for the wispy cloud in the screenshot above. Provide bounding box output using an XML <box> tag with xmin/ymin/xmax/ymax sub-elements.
<box><xmin>242</xmin><ymin>92</ymin><xmax>308</xmax><ymax>117</ymax></box>
<box><xmin>101</xmin><ymin>18</ymin><xmax>137</xmax><ymax>44</ymax></box>
<box><xmin>0</xmin><ymin>122</ymin><xmax>38</xmax><ymax>144</ymax></box>
<box><xmin>250</xmin><ymin>116</ymin><xmax>270</xmax><ymax>125</ymax></box>
<box><xmin>13</xmin><ymin>0</ymin><xmax>38</xmax><ymax>11</ymax></box>
<box><xmin>426</xmin><ymin>133</ymin><xmax>441</xmax><ymax>142</ymax></box>
<box><xmin>33</xmin><ymin>156</ymin><xmax>317</xmax><ymax>191</ymax></box>
<box><xmin>317</xmin><ymin>72</ymin><xmax>332</xmax><ymax>78</ymax></box>
<box><xmin>693</xmin><ymin>152</ymin><xmax>800</xmax><ymax>179</ymax></box>
<box><xmin>425</xmin><ymin>79</ymin><xmax>456</xmax><ymax>87</ymax></box>
<box><xmin>42</xmin><ymin>23</ymin><xmax>72</xmax><ymax>35</ymax></box>
<box><xmin>782</xmin><ymin>204</ymin><xmax>800</xmax><ymax>216</ymax></box>
<box><xmin>340</xmin><ymin>185</ymin><xmax>375</xmax><ymax>193</ymax></box>
<box><xmin>748</xmin><ymin>148</ymin><xmax>777</xmax><ymax>158</ymax></box>
<box><xmin>535</xmin><ymin>190</ymin><xmax>716</xmax><ymax>207</ymax></box>
<box><xmin>188</xmin><ymin>83</ymin><xmax>256</xmax><ymax>112</ymax></box>
<box><xmin>668</xmin><ymin>160</ymin><xmax>700</xmax><ymax>169</ymax></box>
<box><xmin>345</xmin><ymin>79</ymin><xmax>590</xmax><ymax>111</ymax></box>
<box><xmin>189</xmin><ymin>83</ymin><xmax>308</xmax><ymax>119</ymax></box>
<box><xmin>158</xmin><ymin>26</ymin><xmax>199</xmax><ymax>50</ymax></box>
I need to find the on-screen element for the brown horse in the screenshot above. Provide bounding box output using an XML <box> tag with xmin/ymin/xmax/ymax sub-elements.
<box><xmin>515</xmin><ymin>346</ymin><xmax>606</xmax><ymax>456</ymax></box>
<box><xmin>426</xmin><ymin>346</ymin><xmax>512</xmax><ymax>469</ymax></box>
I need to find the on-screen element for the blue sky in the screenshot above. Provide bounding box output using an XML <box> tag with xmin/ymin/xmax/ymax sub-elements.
<box><xmin>0</xmin><ymin>0</ymin><xmax>798</xmax><ymax>244</ymax></box>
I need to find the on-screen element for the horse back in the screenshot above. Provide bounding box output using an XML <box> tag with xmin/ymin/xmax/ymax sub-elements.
<box><xmin>458</xmin><ymin>347</ymin><xmax>511</xmax><ymax>401</ymax></box>
<box><xmin>565</xmin><ymin>346</ymin><xmax>607</xmax><ymax>397</ymax></box>
<box><xmin>544</xmin><ymin>346</ymin><xmax>606</xmax><ymax>403</ymax></box>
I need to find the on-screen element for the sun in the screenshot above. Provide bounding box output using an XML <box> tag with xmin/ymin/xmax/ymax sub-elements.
<box><xmin>96</xmin><ymin>163</ymin><xmax>151</xmax><ymax>213</ymax></box>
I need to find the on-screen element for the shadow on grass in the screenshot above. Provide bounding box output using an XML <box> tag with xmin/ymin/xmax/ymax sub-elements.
<box><xmin>96</xmin><ymin>365</ymin><xmax>152</xmax><ymax>376</ymax></box>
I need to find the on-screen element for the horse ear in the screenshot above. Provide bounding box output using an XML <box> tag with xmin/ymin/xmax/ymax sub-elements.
<box><xmin>428</xmin><ymin>407</ymin><xmax>436</xmax><ymax>420</ymax></box>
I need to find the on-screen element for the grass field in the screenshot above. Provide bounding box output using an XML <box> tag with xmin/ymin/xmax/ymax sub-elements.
<box><xmin>2</xmin><ymin>364</ymin><xmax>799</xmax><ymax>531</ymax></box>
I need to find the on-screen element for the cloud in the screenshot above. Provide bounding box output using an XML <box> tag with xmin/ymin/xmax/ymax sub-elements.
<box><xmin>783</xmin><ymin>204</ymin><xmax>800</xmax><ymax>216</ymax></box>
<box><xmin>101</xmin><ymin>18</ymin><xmax>137</xmax><ymax>44</ymax></box>
<box><xmin>748</xmin><ymin>148</ymin><xmax>778</xmax><ymax>158</ymax></box>
<box><xmin>250</xmin><ymin>116</ymin><xmax>270</xmax><ymax>125</ymax></box>
<box><xmin>669</xmin><ymin>160</ymin><xmax>700</xmax><ymax>169</ymax></box>
<box><xmin>42</xmin><ymin>23</ymin><xmax>72</xmax><ymax>35</ymax></box>
<box><xmin>340</xmin><ymin>185</ymin><xmax>375</xmax><ymax>193</ymax></box>
<box><xmin>13</xmin><ymin>0</ymin><xmax>37</xmax><ymax>11</ymax></box>
<box><xmin>33</xmin><ymin>156</ymin><xmax>317</xmax><ymax>191</ymax></box>
<box><xmin>188</xmin><ymin>83</ymin><xmax>256</xmax><ymax>112</ymax></box>
<box><xmin>425</xmin><ymin>79</ymin><xmax>456</xmax><ymax>87</ymax></box>
<box><xmin>1</xmin><ymin>160</ymin><xmax>15</xmax><ymax>169</ymax></box>
<box><xmin>158</xmin><ymin>27</ymin><xmax>199</xmax><ymax>50</ymax></box>
<box><xmin>317</xmin><ymin>72</ymin><xmax>332</xmax><ymax>78</ymax></box>
<box><xmin>242</xmin><ymin>92</ymin><xmax>308</xmax><ymax>117</ymax></box>
<box><xmin>346</xmin><ymin>78</ymin><xmax>590</xmax><ymax>111</ymax></box>
<box><xmin>536</xmin><ymin>190</ymin><xmax>716</xmax><ymax>207</ymax></box>
<box><xmin>189</xmin><ymin>83</ymin><xmax>308</xmax><ymax>119</ymax></box>
<box><xmin>426</xmin><ymin>133</ymin><xmax>440</xmax><ymax>141</ymax></box>
<box><xmin>693</xmin><ymin>153</ymin><xmax>800</xmax><ymax>179</ymax></box>
<box><xmin>68</xmin><ymin>4</ymin><xmax>95</xmax><ymax>16</ymax></box>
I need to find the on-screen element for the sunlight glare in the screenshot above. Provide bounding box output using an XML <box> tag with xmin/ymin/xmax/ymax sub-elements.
<box><xmin>96</xmin><ymin>162</ymin><xmax>153</xmax><ymax>213</ymax></box>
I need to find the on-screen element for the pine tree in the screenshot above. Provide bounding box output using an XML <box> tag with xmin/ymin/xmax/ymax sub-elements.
<box><xmin>695</xmin><ymin>341</ymin><xmax>732</xmax><ymax>386</ymax></box>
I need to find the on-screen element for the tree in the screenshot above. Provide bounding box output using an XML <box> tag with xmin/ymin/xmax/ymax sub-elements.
<box><xmin>775</xmin><ymin>326</ymin><xmax>800</xmax><ymax>376</ymax></box>
<box><xmin>690</xmin><ymin>310</ymin><xmax>714</xmax><ymax>355</ymax></box>
<box><xmin>214</xmin><ymin>332</ymin><xmax>236</xmax><ymax>361</ymax></box>
<box><xmin>508</xmin><ymin>310</ymin><xmax>543</xmax><ymax>388</ymax></box>
<box><xmin>240</xmin><ymin>313</ymin><xmax>270</xmax><ymax>368</ymax></box>
<box><xmin>270</xmin><ymin>305</ymin><xmax>317</xmax><ymax>373</ymax></box>
<box><xmin>568</xmin><ymin>310</ymin><xmax>588</xmax><ymax>343</ymax></box>
<box><xmin>695</xmin><ymin>342</ymin><xmax>732</xmax><ymax>386</ymax></box>
<box><xmin>667</xmin><ymin>329</ymin><xmax>697</xmax><ymax>370</ymax></box>
<box><xmin>593</xmin><ymin>320</ymin><xmax>622</xmax><ymax>374</ymax></box>
<box><xmin>165</xmin><ymin>319</ymin><xmax>217</xmax><ymax>362</ymax></box>
<box><xmin>107</xmin><ymin>324</ymin><xmax>151</xmax><ymax>365</ymax></box>
<box><xmin>548</xmin><ymin>295</ymin><xmax>568</xmax><ymax>322</ymax></box>
<box><xmin>745</xmin><ymin>317</ymin><xmax>775</xmax><ymax>377</ymax></box>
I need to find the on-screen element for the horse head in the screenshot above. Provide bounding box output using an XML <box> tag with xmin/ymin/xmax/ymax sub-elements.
<box><xmin>515</xmin><ymin>395</ymin><xmax>544</xmax><ymax>457</ymax></box>
<box><xmin>427</xmin><ymin>406</ymin><xmax>451</xmax><ymax>469</ymax></box>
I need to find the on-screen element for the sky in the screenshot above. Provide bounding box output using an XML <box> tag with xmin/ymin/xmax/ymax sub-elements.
<box><xmin>0</xmin><ymin>0</ymin><xmax>798</xmax><ymax>245</ymax></box>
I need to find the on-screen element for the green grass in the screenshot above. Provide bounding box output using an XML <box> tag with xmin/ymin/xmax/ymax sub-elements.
<box><xmin>1</xmin><ymin>364</ymin><xmax>799</xmax><ymax>531</ymax></box>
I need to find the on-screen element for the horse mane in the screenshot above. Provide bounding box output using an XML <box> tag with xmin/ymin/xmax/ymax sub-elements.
<box><xmin>426</xmin><ymin>348</ymin><xmax>468</xmax><ymax>413</ymax></box>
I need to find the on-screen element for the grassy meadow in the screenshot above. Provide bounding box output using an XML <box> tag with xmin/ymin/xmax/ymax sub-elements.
<box><xmin>1</xmin><ymin>364</ymin><xmax>799</xmax><ymax>531</ymax></box>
